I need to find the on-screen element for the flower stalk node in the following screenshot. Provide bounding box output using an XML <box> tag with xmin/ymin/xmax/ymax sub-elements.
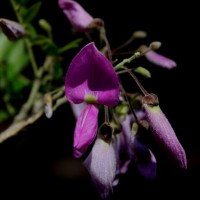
<box><xmin>142</xmin><ymin>93</ymin><xmax>159</xmax><ymax>106</ymax></box>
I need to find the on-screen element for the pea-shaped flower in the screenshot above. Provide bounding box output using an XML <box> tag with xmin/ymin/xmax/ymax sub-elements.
<box><xmin>65</xmin><ymin>42</ymin><xmax>120</xmax><ymax>158</ymax></box>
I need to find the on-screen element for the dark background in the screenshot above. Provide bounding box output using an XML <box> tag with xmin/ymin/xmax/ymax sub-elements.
<box><xmin>0</xmin><ymin>0</ymin><xmax>200</xmax><ymax>199</ymax></box>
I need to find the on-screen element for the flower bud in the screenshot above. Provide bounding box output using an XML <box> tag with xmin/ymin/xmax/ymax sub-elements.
<box><xmin>38</xmin><ymin>19</ymin><xmax>52</xmax><ymax>33</ymax></box>
<box><xmin>0</xmin><ymin>18</ymin><xmax>25</xmax><ymax>41</ymax></box>
<box><xmin>149</xmin><ymin>41</ymin><xmax>162</xmax><ymax>50</ymax></box>
<box><xmin>142</xmin><ymin>94</ymin><xmax>187</xmax><ymax>168</ymax></box>
<box><xmin>132</xmin><ymin>30</ymin><xmax>147</xmax><ymax>39</ymax></box>
<box><xmin>134</xmin><ymin>66</ymin><xmax>151</xmax><ymax>78</ymax></box>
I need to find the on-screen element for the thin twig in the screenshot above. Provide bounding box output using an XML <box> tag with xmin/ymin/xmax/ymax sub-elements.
<box><xmin>0</xmin><ymin>110</ymin><xmax>43</xmax><ymax>143</ymax></box>
<box><xmin>114</xmin><ymin>52</ymin><xmax>140</xmax><ymax>71</ymax></box>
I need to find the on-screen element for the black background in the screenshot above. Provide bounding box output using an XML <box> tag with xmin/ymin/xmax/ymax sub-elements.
<box><xmin>0</xmin><ymin>0</ymin><xmax>200</xmax><ymax>199</ymax></box>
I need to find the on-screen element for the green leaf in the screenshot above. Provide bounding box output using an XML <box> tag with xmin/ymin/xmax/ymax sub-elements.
<box><xmin>0</xmin><ymin>65</ymin><xmax>6</xmax><ymax>89</ymax></box>
<box><xmin>11</xmin><ymin>75</ymin><xmax>30</xmax><ymax>93</ymax></box>
<box><xmin>16</xmin><ymin>0</ymin><xmax>29</xmax><ymax>6</ymax></box>
<box><xmin>43</xmin><ymin>42</ymin><xmax>59</xmax><ymax>55</ymax></box>
<box><xmin>26</xmin><ymin>23</ymin><xmax>38</xmax><ymax>38</ymax></box>
<box><xmin>53</xmin><ymin>63</ymin><xmax>63</xmax><ymax>80</ymax></box>
<box><xmin>3</xmin><ymin>94</ymin><xmax>16</xmax><ymax>115</ymax></box>
<box><xmin>19</xmin><ymin>5</ymin><xmax>28</xmax><ymax>17</ymax></box>
<box><xmin>134</xmin><ymin>66</ymin><xmax>151</xmax><ymax>78</ymax></box>
<box><xmin>31</xmin><ymin>34</ymin><xmax>50</xmax><ymax>46</ymax></box>
<box><xmin>6</xmin><ymin>39</ymin><xmax>29</xmax><ymax>80</ymax></box>
<box><xmin>0</xmin><ymin>34</ymin><xmax>13</xmax><ymax>61</ymax></box>
<box><xmin>58</xmin><ymin>38</ymin><xmax>83</xmax><ymax>53</ymax></box>
<box><xmin>23</xmin><ymin>2</ymin><xmax>42</xmax><ymax>23</ymax></box>
<box><xmin>0</xmin><ymin>110</ymin><xmax>10</xmax><ymax>123</ymax></box>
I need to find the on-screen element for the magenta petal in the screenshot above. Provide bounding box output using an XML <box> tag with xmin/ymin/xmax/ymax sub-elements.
<box><xmin>73</xmin><ymin>104</ymin><xmax>99</xmax><ymax>158</ymax></box>
<box><xmin>145</xmin><ymin>50</ymin><xmax>177</xmax><ymax>69</ymax></box>
<box><xmin>143</xmin><ymin>104</ymin><xmax>187</xmax><ymax>168</ymax></box>
<box><xmin>65</xmin><ymin>42</ymin><xmax>120</xmax><ymax>107</ymax></box>
<box><xmin>58</xmin><ymin>0</ymin><xmax>93</xmax><ymax>32</ymax></box>
<box><xmin>84</xmin><ymin>138</ymin><xmax>117</xmax><ymax>200</ymax></box>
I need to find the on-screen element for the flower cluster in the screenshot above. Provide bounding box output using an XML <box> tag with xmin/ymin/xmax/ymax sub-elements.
<box><xmin>59</xmin><ymin>0</ymin><xmax>187</xmax><ymax>199</ymax></box>
<box><xmin>0</xmin><ymin>1</ymin><xmax>187</xmax><ymax>200</ymax></box>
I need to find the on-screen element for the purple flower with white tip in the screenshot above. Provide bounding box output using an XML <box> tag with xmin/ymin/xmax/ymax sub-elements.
<box><xmin>84</xmin><ymin>137</ymin><xmax>117</xmax><ymax>200</ymax></box>
<box><xmin>145</xmin><ymin>50</ymin><xmax>177</xmax><ymax>69</ymax></box>
<box><xmin>142</xmin><ymin>93</ymin><xmax>187</xmax><ymax>169</ymax></box>
<box><xmin>58</xmin><ymin>0</ymin><xmax>103</xmax><ymax>32</ymax></box>
<box><xmin>65</xmin><ymin>42</ymin><xmax>120</xmax><ymax>158</ymax></box>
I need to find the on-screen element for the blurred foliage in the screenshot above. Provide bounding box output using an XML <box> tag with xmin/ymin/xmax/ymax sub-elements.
<box><xmin>0</xmin><ymin>33</ymin><xmax>29</xmax><ymax>122</ymax></box>
<box><xmin>0</xmin><ymin>0</ymin><xmax>83</xmax><ymax>123</ymax></box>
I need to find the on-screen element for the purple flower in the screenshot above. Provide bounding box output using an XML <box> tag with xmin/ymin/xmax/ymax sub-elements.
<box><xmin>115</xmin><ymin>112</ymin><xmax>145</xmax><ymax>173</ymax></box>
<box><xmin>73</xmin><ymin>104</ymin><xmax>99</xmax><ymax>158</ymax></box>
<box><xmin>145</xmin><ymin>50</ymin><xmax>177</xmax><ymax>69</ymax></box>
<box><xmin>118</xmin><ymin>114</ymin><xmax>156</xmax><ymax>180</ymax></box>
<box><xmin>65</xmin><ymin>42</ymin><xmax>120</xmax><ymax>107</ymax></box>
<box><xmin>65</xmin><ymin>42</ymin><xmax>120</xmax><ymax>158</ymax></box>
<box><xmin>58</xmin><ymin>0</ymin><xmax>103</xmax><ymax>32</ymax></box>
<box><xmin>142</xmin><ymin>94</ymin><xmax>187</xmax><ymax>169</ymax></box>
<box><xmin>113</xmin><ymin>112</ymin><xmax>152</xmax><ymax>185</ymax></box>
<box><xmin>0</xmin><ymin>18</ymin><xmax>25</xmax><ymax>41</ymax></box>
<box><xmin>131</xmin><ymin>134</ymin><xmax>157</xmax><ymax>180</ymax></box>
<box><xmin>84</xmin><ymin>137</ymin><xmax>117</xmax><ymax>200</ymax></box>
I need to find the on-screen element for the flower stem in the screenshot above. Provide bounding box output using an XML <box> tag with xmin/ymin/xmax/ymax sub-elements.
<box><xmin>123</xmin><ymin>66</ymin><xmax>149</xmax><ymax>95</ymax></box>
<box><xmin>114</xmin><ymin>52</ymin><xmax>140</xmax><ymax>71</ymax></box>
<box><xmin>99</xmin><ymin>26</ymin><xmax>112</xmax><ymax>62</ymax></box>
<box><xmin>14</xmin><ymin>79</ymin><xmax>41</xmax><ymax>122</ymax></box>
<box><xmin>104</xmin><ymin>106</ymin><xmax>110</xmax><ymax>125</ymax></box>
<box><xmin>119</xmin><ymin>82</ymin><xmax>140</xmax><ymax>124</ymax></box>
<box><xmin>10</xmin><ymin>0</ymin><xmax>39</xmax><ymax>77</ymax></box>
<box><xmin>112</xmin><ymin>36</ymin><xmax>134</xmax><ymax>54</ymax></box>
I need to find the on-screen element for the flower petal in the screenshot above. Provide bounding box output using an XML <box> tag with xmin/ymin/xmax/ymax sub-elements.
<box><xmin>84</xmin><ymin>138</ymin><xmax>117</xmax><ymax>200</ymax></box>
<box><xmin>70</xmin><ymin>102</ymin><xmax>86</xmax><ymax>119</ymax></box>
<box><xmin>73</xmin><ymin>104</ymin><xmax>99</xmax><ymax>158</ymax></box>
<box><xmin>131</xmin><ymin>134</ymin><xmax>157</xmax><ymax>180</ymax></box>
<box><xmin>136</xmin><ymin>150</ymin><xmax>156</xmax><ymax>180</ymax></box>
<box><xmin>114</xmin><ymin>112</ymin><xmax>146</xmax><ymax>176</ymax></box>
<box><xmin>58</xmin><ymin>0</ymin><xmax>93</xmax><ymax>32</ymax></box>
<box><xmin>143</xmin><ymin>103</ymin><xmax>187</xmax><ymax>169</ymax></box>
<box><xmin>145</xmin><ymin>50</ymin><xmax>177</xmax><ymax>69</ymax></box>
<box><xmin>65</xmin><ymin>42</ymin><xmax>120</xmax><ymax>107</ymax></box>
